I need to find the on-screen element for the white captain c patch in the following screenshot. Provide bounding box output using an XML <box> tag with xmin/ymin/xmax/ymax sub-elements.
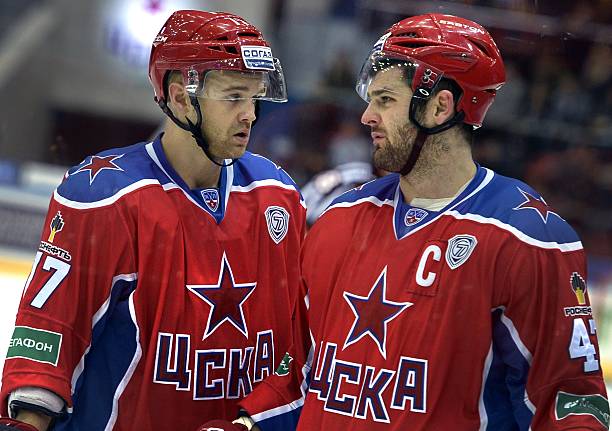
<box><xmin>265</xmin><ymin>206</ymin><xmax>289</xmax><ymax>244</ymax></box>
<box><xmin>445</xmin><ymin>234</ymin><xmax>478</xmax><ymax>270</ymax></box>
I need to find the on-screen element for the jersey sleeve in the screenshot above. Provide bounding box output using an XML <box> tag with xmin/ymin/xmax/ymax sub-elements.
<box><xmin>493</xmin><ymin>240</ymin><xmax>609</xmax><ymax>430</ymax></box>
<box><xmin>1</xmin><ymin>191</ymin><xmax>136</xmax><ymax>414</ymax></box>
<box><xmin>238</xmin><ymin>278</ymin><xmax>312</xmax><ymax>431</ymax></box>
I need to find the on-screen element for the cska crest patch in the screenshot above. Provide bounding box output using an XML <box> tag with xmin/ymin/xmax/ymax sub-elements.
<box><xmin>445</xmin><ymin>234</ymin><xmax>478</xmax><ymax>270</ymax></box>
<box><xmin>265</xmin><ymin>206</ymin><xmax>290</xmax><ymax>244</ymax></box>
<box><xmin>201</xmin><ymin>189</ymin><xmax>220</xmax><ymax>212</ymax></box>
<box><xmin>404</xmin><ymin>208</ymin><xmax>428</xmax><ymax>226</ymax></box>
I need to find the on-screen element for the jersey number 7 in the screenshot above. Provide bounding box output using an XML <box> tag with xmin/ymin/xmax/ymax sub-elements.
<box><xmin>23</xmin><ymin>251</ymin><xmax>71</xmax><ymax>309</ymax></box>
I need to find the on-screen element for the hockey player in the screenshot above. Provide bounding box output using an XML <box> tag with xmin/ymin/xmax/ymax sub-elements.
<box><xmin>301</xmin><ymin>162</ymin><xmax>377</xmax><ymax>227</ymax></box>
<box><xmin>0</xmin><ymin>10</ymin><xmax>305</xmax><ymax>431</ymax></box>
<box><xmin>205</xmin><ymin>13</ymin><xmax>610</xmax><ymax>431</ymax></box>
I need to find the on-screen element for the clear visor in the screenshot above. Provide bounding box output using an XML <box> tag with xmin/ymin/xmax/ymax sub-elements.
<box><xmin>355</xmin><ymin>52</ymin><xmax>443</xmax><ymax>102</ymax></box>
<box><xmin>181</xmin><ymin>58</ymin><xmax>287</xmax><ymax>103</ymax></box>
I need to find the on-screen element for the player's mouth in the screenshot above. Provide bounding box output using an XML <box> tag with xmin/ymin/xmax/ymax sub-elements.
<box><xmin>371</xmin><ymin>131</ymin><xmax>386</xmax><ymax>146</ymax></box>
<box><xmin>232</xmin><ymin>130</ymin><xmax>250</xmax><ymax>145</ymax></box>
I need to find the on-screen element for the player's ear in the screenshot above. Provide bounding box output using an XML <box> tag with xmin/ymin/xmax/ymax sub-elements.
<box><xmin>167</xmin><ymin>82</ymin><xmax>192</xmax><ymax>116</ymax></box>
<box><xmin>431</xmin><ymin>89</ymin><xmax>455</xmax><ymax>126</ymax></box>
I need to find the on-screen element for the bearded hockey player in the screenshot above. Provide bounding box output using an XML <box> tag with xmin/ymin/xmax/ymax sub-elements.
<box><xmin>221</xmin><ymin>13</ymin><xmax>609</xmax><ymax>431</ymax></box>
<box><xmin>0</xmin><ymin>10</ymin><xmax>305</xmax><ymax>431</ymax></box>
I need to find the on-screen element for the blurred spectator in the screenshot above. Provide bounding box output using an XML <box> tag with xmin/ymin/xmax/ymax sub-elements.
<box><xmin>328</xmin><ymin>115</ymin><xmax>371</xmax><ymax>166</ymax></box>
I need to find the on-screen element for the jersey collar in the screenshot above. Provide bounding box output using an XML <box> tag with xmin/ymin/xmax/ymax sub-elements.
<box><xmin>392</xmin><ymin>165</ymin><xmax>493</xmax><ymax>240</ymax></box>
<box><xmin>146</xmin><ymin>134</ymin><xmax>234</xmax><ymax>224</ymax></box>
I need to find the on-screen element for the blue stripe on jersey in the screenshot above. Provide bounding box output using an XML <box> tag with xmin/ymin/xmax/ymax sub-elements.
<box><xmin>482</xmin><ymin>309</ymin><xmax>533</xmax><ymax>430</ymax></box>
<box><xmin>454</xmin><ymin>170</ymin><xmax>579</xmax><ymax>245</ymax></box>
<box><xmin>233</xmin><ymin>152</ymin><xmax>301</xmax><ymax>193</ymax></box>
<box><xmin>330</xmin><ymin>173</ymin><xmax>398</xmax><ymax>207</ymax></box>
<box><xmin>58</xmin><ymin>135</ymin><xmax>301</xmax><ymax>222</ymax></box>
<box><xmin>54</xmin><ymin>277</ymin><xmax>139</xmax><ymax>431</ymax></box>
<box><xmin>257</xmin><ymin>407</ymin><xmax>302</xmax><ymax>431</ymax></box>
<box><xmin>328</xmin><ymin>165</ymin><xmax>579</xmax><ymax>246</ymax></box>
<box><xmin>59</xmin><ymin>142</ymin><xmax>158</xmax><ymax>203</ymax></box>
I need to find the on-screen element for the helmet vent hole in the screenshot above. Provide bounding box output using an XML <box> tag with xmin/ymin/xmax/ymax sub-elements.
<box><xmin>209</xmin><ymin>46</ymin><xmax>222</xmax><ymax>51</ymax></box>
<box><xmin>225</xmin><ymin>46</ymin><xmax>238</xmax><ymax>54</ymax></box>
<box><xmin>395</xmin><ymin>32</ymin><xmax>420</xmax><ymax>38</ymax></box>
<box><xmin>469</xmin><ymin>38</ymin><xmax>491</xmax><ymax>58</ymax></box>
<box><xmin>393</xmin><ymin>40</ymin><xmax>432</xmax><ymax>48</ymax></box>
<box><xmin>238</xmin><ymin>31</ymin><xmax>259</xmax><ymax>38</ymax></box>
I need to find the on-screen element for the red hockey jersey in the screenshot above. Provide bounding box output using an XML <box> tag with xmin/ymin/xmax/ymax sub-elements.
<box><xmin>241</xmin><ymin>166</ymin><xmax>609</xmax><ymax>430</ymax></box>
<box><xmin>1</xmin><ymin>135</ymin><xmax>305</xmax><ymax>430</ymax></box>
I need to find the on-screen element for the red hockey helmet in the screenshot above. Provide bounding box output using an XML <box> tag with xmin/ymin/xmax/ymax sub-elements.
<box><xmin>149</xmin><ymin>10</ymin><xmax>287</xmax><ymax>105</ymax></box>
<box><xmin>356</xmin><ymin>13</ymin><xmax>505</xmax><ymax>128</ymax></box>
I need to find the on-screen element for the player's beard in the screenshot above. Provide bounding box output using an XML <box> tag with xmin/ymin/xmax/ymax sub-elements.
<box><xmin>372</xmin><ymin>120</ymin><xmax>448</xmax><ymax>176</ymax></box>
<box><xmin>201</xmin><ymin>124</ymin><xmax>249</xmax><ymax>161</ymax></box>
<box><xmin>372</xmin><ymin>120</ymin><xmax>417</xmax><ymax>173</ymax></box>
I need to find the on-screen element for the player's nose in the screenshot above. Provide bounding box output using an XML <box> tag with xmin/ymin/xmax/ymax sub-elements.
<box><xmin>239</xmin><ymin>101</ymin><xmax>257</xmax><ymax>123</ymax></box>
<box><xmin>361</xmin><ymin>103</ymin><xmax>380</xmax><ymax>126</ymax></box>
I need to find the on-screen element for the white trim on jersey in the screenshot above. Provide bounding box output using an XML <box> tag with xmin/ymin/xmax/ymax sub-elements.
<box><xmin>105</xmin><ymin>290</ymin><xmax>142</xmax><ymax>431</ymax></box>
<box><xmin>321</xmin><ymin>195</ymin><xmax>394</xmax><ymax>218</ymax></box>
<box><xmin>447</xmin><ymin>211</ymin><xmax>583</xmax><ymax>252</ymax></box>
<box><xmin>54</xmin><ymin>179</ymin><xmax>160</xmax><ymax>209</ymax></box>
<box><xmin>223</xmin><ymin>163</ymin><xmax>234</xmax><ymax>214</ymax></box>
<box><xmin>250</xmin><ymin>344</ymin><xmax>314</xmax><ymax>424</ymax></box>
<box><xmin>495</xmin><ymin>307</ymin><xmax>536</xmax><ymax>417</ymax></box>
<box><xmin>70</xmin><ymin>273</ymin><xmax>138</xmax><ymax>401</ymax></box>
<box><xmin>498</xmin><ymin>307</ymin><xmax>534</xmax><ymax>366</ymax></box>
<box><xmin>146</xmin><ymin>142</ymin><xmax>223</xmax><ymax>220</ymax></box>
<box><xmin>478</xmin><ymin>344</ymin><xmax>493</xmax><ymax>431</ymax></box>
<box><xmin>232</xmin><ymin>179</ymin><xmax>305</xmax><ymax>209</ymax></box>
<box><xmin>231</xmin><ymin>179</ymin><xmax>299</xmax><ymax>193</ymax></box>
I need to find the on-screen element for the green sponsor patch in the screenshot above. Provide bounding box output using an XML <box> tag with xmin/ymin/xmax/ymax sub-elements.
<box><xmin>556</xmin><ymin>391</ymin><xmax>610</xmax><ymax>428</ymax></box>
<box><xmin>6</xmin><ymin>326</ymin><xmax>62</xmax><ymax>366</ymax></box>
<box><xmin>275</xmin><ymin>352</ymin><xmax>293</xmax><ymax>376</ymax></box>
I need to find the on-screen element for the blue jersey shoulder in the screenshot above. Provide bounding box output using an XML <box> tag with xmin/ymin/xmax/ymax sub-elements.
<box><xmin>461</xmin><ymin>170</ymin><xmax>580</xmax><ymax>244</ymax></box>
<box><xmin>329</xmin><ymin>173</ymin><xmax>398</xmax><ymax>207</ymax></box>
<box><xmin>57</xmin><ymin>142</ymin><xmax>159</xmax><ymax>203</ymax></box>
<box><xmin>234</xmin><ymin>152</ymin><xmax>301</xmax><ymax>194</ymax></box>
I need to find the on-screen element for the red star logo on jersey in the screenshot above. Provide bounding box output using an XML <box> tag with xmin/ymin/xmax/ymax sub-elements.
<box><xmin>343</xmin><ymin>266</ymin><xmax>412</xmax><ymax>358</ymax></box>
<box><xmin>513</xmin><ymin>187</ymin><xmax>557</xmax><ymax>223</ymax></box>
<box><xmin>187</xmin><ymin>253</ymin><xmax>257</xmax><ymax>340</ymax></box>
<box><xmin>73</xmin><ymin>154</ymin><xmax>124</xmax><ymax>185</ymax></box>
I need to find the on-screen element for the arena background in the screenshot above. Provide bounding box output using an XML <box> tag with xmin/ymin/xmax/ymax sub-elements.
<box><xmin>0</xmin><ymin>0</ymin><xmax>610</xmax><ymax>390</ymax></box>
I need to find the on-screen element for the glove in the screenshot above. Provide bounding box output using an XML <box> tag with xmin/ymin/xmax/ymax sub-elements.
<box><xmin>196</xmin><ymin>420</ymin><xmax>248</xmax><ymax>431</ymax></box>
<box><xmin>0</xmin><ymin>418</ymin><xmax>39</xmax><ymax>431</ymax></box>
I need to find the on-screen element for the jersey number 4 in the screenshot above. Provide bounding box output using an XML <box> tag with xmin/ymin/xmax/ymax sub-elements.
<box><xmin>569</xmin><ymin>318</ymin><xmax>599</xmax><ymax>373</ymax></box>
<box><xmin>24</xmin><ymin>251</ymin><xmax>71</xmax><ymax>309</ymax></box>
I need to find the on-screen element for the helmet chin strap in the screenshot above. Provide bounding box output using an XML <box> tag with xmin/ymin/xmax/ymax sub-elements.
<box><xmin>398</xmin><ymin>96</ymin><xmax>465</xmax><ymax>176</ymax></box>
<box><xmin>157</xmin><ymin>96</ymin><xmax>237</xmax><ymax>168</ymax></box>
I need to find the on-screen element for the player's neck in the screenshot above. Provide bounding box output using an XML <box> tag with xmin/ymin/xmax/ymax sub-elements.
<box><xmin>161</xmin><ymin>128</ymin><xmax>222</xmax><ymax>189</ymax></box>
<box><xmin>399</xmin><ymin>142</ymin><xmax>476</xmax><ymax>203</ymax></box>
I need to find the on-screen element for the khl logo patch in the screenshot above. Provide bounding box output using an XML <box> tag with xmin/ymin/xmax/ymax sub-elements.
<box><xmin>265</xmin><ymin>206</ymin><xmax>289</xmax><ymax>244</ymax></box>
<box><xmin>201</xmin><ymin>189</ymin><xmax>220</xmax><ymax>212</ymax></box>
<box><xmin>404</xmin><ymin>208</ymin><xmax>428</xmax><ymax>226</ymax></box>
<box><xmin>445</xmin><ymin>234</ymin><xmax>478</xmax><ymax>270</ymax></box>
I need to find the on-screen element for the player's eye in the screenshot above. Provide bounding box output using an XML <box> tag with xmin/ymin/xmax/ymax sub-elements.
<box><xmin>227</xmin><ymin>93</ymin><xmax>243</xmax><ymax>101</ymax></box>
<box><xmin>375</xmin><ymin>95</ymin><xmax>395</xmax><ymax>106</ymax></box>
